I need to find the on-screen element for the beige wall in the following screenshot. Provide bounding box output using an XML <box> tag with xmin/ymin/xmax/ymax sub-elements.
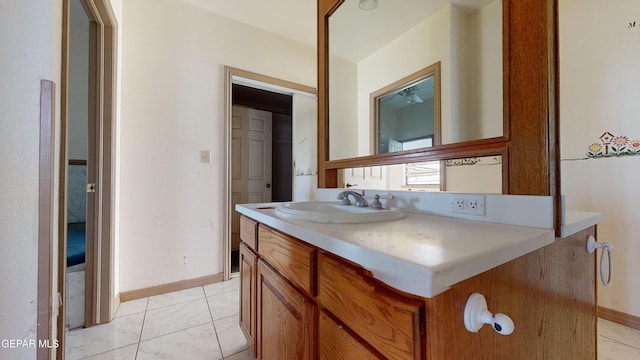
<box><xmin>118</xmin><ymin>0</ymin><xmax>316</xmax><ymax>292</ymax></box>
<box><xmin>560</xmin><ymin>0</ymin><xmax>640</xmax><ymax>318</ymax></box>
<box><xmin>0</xmin><ymin>0</ymin><xmax>62</xmax><ymax>358</ymax></box>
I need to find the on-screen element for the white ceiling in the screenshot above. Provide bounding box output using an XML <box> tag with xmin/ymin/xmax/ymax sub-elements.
<box><xmin>180</xmin><ymin>0</ymin><xmax>318</xmax><ymax>47</ymax></box>
<box><xmin>179</xmin><ymin>0</ymin><xmax>497</xmax><ymax>59</ymax></box>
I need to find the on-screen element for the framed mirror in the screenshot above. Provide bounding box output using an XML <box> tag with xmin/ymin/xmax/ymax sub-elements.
<box><xmin>318</xmin><ymin>0</ymin><xmax>561</xmax><ymax>232</ymax></box>
<box><xmin>372</xmin><ymin>62</ymin><xmax>441</xmax><ymax>155</ymax></box>
<box><xmin>328</xmin><ymin>0</ymin><xmax>504</xmax><ymax>162</ymax></box>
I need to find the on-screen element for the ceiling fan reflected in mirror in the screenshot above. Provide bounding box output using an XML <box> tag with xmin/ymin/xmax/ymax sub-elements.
<box><xmin>359</xmin><ymin>0</ymin><xmax>378</xmax><ymax>11</ymax></box>
<box><xmin>398</xmin><ymin>86</ymin><xmax>423</xmax><ymax>104</ymax></box>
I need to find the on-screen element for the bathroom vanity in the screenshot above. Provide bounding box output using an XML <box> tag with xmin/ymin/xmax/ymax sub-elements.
<box><xmin>232</xmin><ymin>0</ymin><xmax>600</xmax><ymax>357</ymax></box>
<box><xmin>236</xmin><ymin>199</ymin><xmax>601</xmax><ymax>359</ymax></box>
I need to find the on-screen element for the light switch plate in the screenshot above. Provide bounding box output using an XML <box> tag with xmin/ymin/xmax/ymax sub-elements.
<box><xmin>200</xmin><ymin>150</ymin><xmax>211</xmax><ymax>163</ymax></box>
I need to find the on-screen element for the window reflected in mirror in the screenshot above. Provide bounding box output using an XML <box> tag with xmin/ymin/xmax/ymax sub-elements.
<box><xmin>373</xmin><ymin>63</ymin><xmax>440</xmax><ymax>155</ymax></box>
<box><xmin>339</xmin><ymin>155</ymin><xmax>502</xmax><ymax>193</ymax></box>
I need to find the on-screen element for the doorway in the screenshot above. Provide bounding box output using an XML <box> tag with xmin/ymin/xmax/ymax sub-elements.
<box><xmin>229</xmin><ymin>88</ymin><xmax>293</xmax><ymax>273</ymax></box>
<box><xmin>224</xmin><ymin>67</ymin><xmax>317</xmax><ymax>279</ymax></box>
<box><xmin>58</xmin><ymin>0</ymin><xmax>117</xmax><ymax>355</ymax></box>
<box><xmin>65</xmin><ymin>0</ymin><xmax>91</xmax><ymax>331</ymax></box>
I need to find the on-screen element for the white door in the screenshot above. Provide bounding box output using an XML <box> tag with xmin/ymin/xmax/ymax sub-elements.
<box><xmin>343</xmin><ymin>166</ymin><xmax>387</xmax><ymax>189</ymax></box>
<box><xmin>231</xmin><ymin>106</ymin><xmax>272</xmax><ymax>249</ymax></box>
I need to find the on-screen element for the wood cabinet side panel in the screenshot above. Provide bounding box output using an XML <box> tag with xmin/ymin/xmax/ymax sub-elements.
<box><xmin>318</xmin><ymin>253</ymin><xmax>424</xmax><ymax>360</ymax></box>
<box><xmin>424</xmin><ymin>227</ymin><xmax>597</xmax><ymax>359</ymax></box>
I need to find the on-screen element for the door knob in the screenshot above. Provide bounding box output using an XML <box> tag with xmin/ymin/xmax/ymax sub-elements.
<box><xmin>265</xmin><ymin>183</ymin><xmax>271</xmax><ymax>188</ymax></box>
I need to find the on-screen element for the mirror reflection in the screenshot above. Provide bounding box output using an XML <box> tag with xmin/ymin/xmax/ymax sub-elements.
<box><xmin>374</xmin><ymin>63</ymin><xmax>440</xmax><ymax>155</ymax></box>
<box><xmin>340</xmin><ymin>155</ymin><xmax>501</xmax><ymax>193</ymax></box>
<box><xmin>329</xmin><ymin>0</ymin><xmax>503</xmax><ymax>161</ymax></box>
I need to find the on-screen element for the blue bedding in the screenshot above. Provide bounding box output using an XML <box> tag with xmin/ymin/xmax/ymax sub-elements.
<box><xmin>67</xmin><ymin>224</ymin><xmax>85</xmax><ymax>267</ymax></box>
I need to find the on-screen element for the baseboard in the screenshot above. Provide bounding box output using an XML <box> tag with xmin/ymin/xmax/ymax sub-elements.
<box><xmin>598</xmin><ymin>306</ymin><xmax>640</xmax><ymax>330</ymax></box>
<box><xmin>119</xmin><ymin>273</ymin><xmax>224</xmax><ymax>302</ymax></box>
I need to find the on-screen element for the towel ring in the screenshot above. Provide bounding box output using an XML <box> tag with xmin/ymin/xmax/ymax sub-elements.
<box><xmin>586</xmin><ymin>235</ymin><xmax>613</xmax><ymax>287</ymax></box>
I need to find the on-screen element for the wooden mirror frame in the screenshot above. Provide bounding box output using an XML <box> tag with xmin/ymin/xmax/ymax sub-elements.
<box><xmin>317</xmin><ymin>0</ymin><xmax>561</xmax><ymax>231</ymax></box>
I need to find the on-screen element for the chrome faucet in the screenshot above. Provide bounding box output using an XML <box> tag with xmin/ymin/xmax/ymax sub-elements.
<box><xmin>337</xmin><ymin>191</ymin><xmax>368</xmax><ymax>207</ymax></box>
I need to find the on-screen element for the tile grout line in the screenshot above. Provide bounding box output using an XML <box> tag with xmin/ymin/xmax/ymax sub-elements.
<box><xmin>133</xmin><ymin>297</ymin><xmax>150</xmax><ymax>359</ymax></box>
<box><xmin>599</xmin><ymin>334</ymin><xmax>640</xmax><ymax>351</ymax></box>
<box><xmin>598</xmin><ymin>319</ymin><xmax>640</xmax><ymax>351</ymax></box>
<box><xmin>203</xmin><ymin>285</ymin><xmax>227</xmax><ymax>359</ymax></box>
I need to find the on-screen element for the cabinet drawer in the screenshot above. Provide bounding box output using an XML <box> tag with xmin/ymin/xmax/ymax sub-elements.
<box><xmin>258</xmin><ymin>225</ymin><xmax>316</xmax><ymax>296</ymax></box>
<box><xmin>240</xmin><ymin>216</ymin><xmax>258</xmax><ymax>251</ymax></box>
<box><xmin>319</xmin><ymin>310</ymin><xmax>384</xmax><ymax>360</ymax></box>
<box><xmin>318</xmin><ymin>253</ymin><xmax>424</xmax><ymax>360</ymax></box>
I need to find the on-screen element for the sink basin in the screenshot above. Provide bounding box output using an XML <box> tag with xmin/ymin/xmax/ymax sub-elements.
<box><xmin>275</xmin><ymin>201</ymin><xmax>405</xmax><ymax>223</ymax></box>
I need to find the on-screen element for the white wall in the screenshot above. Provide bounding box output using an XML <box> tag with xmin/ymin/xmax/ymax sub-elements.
<box><xmin>118</xmin><ymin>0</ymin><xmax>316</xmax><ymax>292</ymax></box>
<box><xmin>560</xmin><ymin>0</ymin><xmax>640</xmax><ymax>318</ymax></box>
<box><xmin>293</xmin><ymin>94</ymin><xmax>318</xmax><ymax>202</ymax></box>
<box><xmin>445</xmin><ymin>156</ymin><xmax>502</xmax><ymax>193</ymax></box>
<box><xmin>455</xmin><ymin>0</ymin><xmax>502</xmax><ymax>142</ymax></box>
<box><xmin>328</xmin><ymin>55</ymin><xmax>358</xmax><ymax>160</ymax></box>
<box><xmin>0</xmin><ymin>0</ymin><xmax>62</xmax><ymax>358</ymax></box>
<box><xmin>68</xmin><ymin>1</ymin><xmax>89</xmax><ymax>161</ymax></box>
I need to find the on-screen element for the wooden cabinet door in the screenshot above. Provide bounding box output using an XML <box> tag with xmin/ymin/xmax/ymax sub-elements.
<box><xmin>257</xmin><ymin>258</ymin><xmax>316</xmax><ymax>360</ymax></box>
<box><xmin>239</xmin><ymin>242</ymin><xmax>257</xmax><ymax>356</ymax></box>
<box><xmin>318</xmin><ymin>253</ymin><xmax>424</xmax><ymax>360</ymax></box>
<box><xmin>319</xmin><ymin>310</ymin><xmax>384</xmax><ymax>360</ymax></box>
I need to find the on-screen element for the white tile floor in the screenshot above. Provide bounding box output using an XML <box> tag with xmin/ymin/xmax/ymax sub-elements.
<box><xmin>67</xmin><ymin>277</ymin><xmax>640</xmax><ymax>359</ymax></box>
<box><xmin>66</xmin><ymin>277</ymin><xmax>255</xmax><ymax>360</ymax></box>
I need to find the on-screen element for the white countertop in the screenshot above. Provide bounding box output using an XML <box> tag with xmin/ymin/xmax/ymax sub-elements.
<box><xmin>562</xmin><ymin>211</ymin><xmax>604</xmax><ymax>238</ymax></box>
<box><xmin>236</xmin><ymin>202</ymin><xmax>557</xmax><ymax>298</ymax></box>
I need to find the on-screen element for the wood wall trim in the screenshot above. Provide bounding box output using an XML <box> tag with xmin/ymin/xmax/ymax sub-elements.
<box><xmin>225</xmin><ymin>66</ymin><xmax>317</xmax><ymax>95</ymax></box>
<box><xmin>505</xmin><ymin>0</ymin><xmax>556</xmax><ymax>195</ymax></box>
<box><xmin>119</xmin><ymin>274</ymin><xmax>225</xmax><ymax>302</ymax></box>
<box><xmin>223</xmin><ymin>65</ymin><xmax>318</xmax><ymax>282</ymax></box>
<box><xmin>324</xmin><ymin>137</ymin><xmax>508</xmax><ymax>170</ymax></box>
<box><xmin>38</xmin><ymin>79</ymin><xmax>55</xmax><ymax>360</ymax></box>
<box><xmin>57</xmin><ymin>2</ymin><xmax>71</xmax><ymax>358</ymax></box>
<box><xmin>598</xmin><ymin>306</ymin><xmax>640</xmax><ymax>331</ymax></box>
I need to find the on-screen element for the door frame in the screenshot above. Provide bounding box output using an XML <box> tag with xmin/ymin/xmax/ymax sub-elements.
<box><xmin>223</xmin><ymin>67</ymin><xmax>316</xmax><ymax>280</ymax></box>
<box><xmin>58</xmin><ymin>0</ymin><xmax>117</xmax><ymax>354</ymax></box>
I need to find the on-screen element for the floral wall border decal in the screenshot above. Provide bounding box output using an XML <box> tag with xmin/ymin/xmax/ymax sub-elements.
<box><xmin>445</xmin><ymin>156</ymin><xmax>502</xmax><ymax>167</ymax></box>
<box><xmin>586</xmin><ymin>131</ymin><xmax>640</xmax><ymax>158</ymax></box>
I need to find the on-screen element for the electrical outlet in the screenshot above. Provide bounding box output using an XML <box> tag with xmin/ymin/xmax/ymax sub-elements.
<box><xmin>450</xmin><ymin>194</ymin><xmax>486</xmax><ymax>216</ymax></box>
